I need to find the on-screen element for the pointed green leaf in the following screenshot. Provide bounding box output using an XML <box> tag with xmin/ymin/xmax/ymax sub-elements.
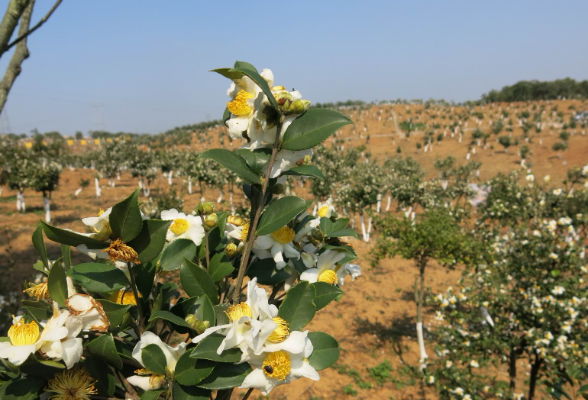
<box><xmin>32</xmin><ymin>225</ymin><xmax>48</xmax><ymax>269</ymax></box>
<box><xmin>308</xmin><ymin>332</ymin><xmax>340</xmax><ymax>370</ymax></box>
<box><xmin>129</xmin><ymin>219</ymin><xmax>171</xmax><ymax>263</ymax></box>
<box><xmin>282</xmin><ymin>165</ymin><xmax>325</xmax><ymax>181</ymax></box>
<box><xmin>142</xmin><ymin>344</ymin><xmax>167</xmax><ymax>375</ymax></box>
<box><xmin>278</xmin><ymin>281</ymin><xmax>316</xmax><ymax>330</ymax></box>
<box><xmin>175</xmin><ymin>353</ymin><xmax>215</xmax><ymax>386</ymax></box>
<box><xmin>196</xmin><ymin>362</ymin><xmax>251</xmax><ymax>390</ymax></box>
<box><xmin>311</xmin><ymin>282</ymin><xmax>343</xmax><ymax>310</ymax></box>
<box><xmin>160</xmin><ymin>238</ymin><xmax>197</xmax><ymax>271</ymax></box>
<box><xmin>282</xmin><ymin>109</ymin><xmax>353</xmax><ymax>151</ymax></box>
<box><xmin>208</xmin><ymin>253</ymin><xmax>234</xmax><ymax>282</ymax></box>
<box><xmin>41</xmin><ymin>221</ymin><xmax>107</xmax><ymax>249</ymax></box>
<box><xmin>149</xmin><ymin>310</ymin><xmax>192</xmax><ymax>328</ymax></box>
<box><xmin>172</xmin><ymin>382</ymin><xmax>210</xmax><ymax>400</ymax></box>
<box><xmin>180</xmin><ymin>259</ymin><xmax>218</xmax><ymax>304</ymax></box>
<box><xmin>69</xmin><ymin>263</ymin><xmax>129</xmax><ymax>293</ymax></box>
<box><xmin>194</xmin><ymin>295</ymin><xmax>216</xmax><ymax>327</ymax></box>
<box><xmin>257</xmin><ymin>196</ymin><xmax>310</xmax><ymax>236</ymax></box>
<box><xmin>200</xmin><ymin>149</ymin><xmax>260</xmax><ymax>184</ymax></box>
<box><xmin>100</xmin><ymin>300</ymin><xmax>132</xmax><ymax>328</ymax></box>
<box><xmin>140</xmin><ymin>390</ymin><xmax>165</xmax><ymax>400</ymax></box>
<box><xmin>86</xmin><ymin>334</ymin><xmax>123</xmax><ymax>369</ymax></box>
<box><xmin>61</xmin><ymin>245</ymin><xmax>72</xmax><ymax>269</ymax></box>
<box><xmin>110</xmin><ymin>189</ymin><xmax>143</xmax><ymax>242</ymax></box>
<box><xmin>247</xmin><ymin>258</ymin><xmax>290</xmax><ymax>285</ymax></box>
<box><xmin>47</xmin><ymin>259</ymin><xmax>67</xmax><ymax>307</ymax></box>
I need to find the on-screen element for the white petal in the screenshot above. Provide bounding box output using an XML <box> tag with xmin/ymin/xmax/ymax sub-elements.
<box><xmin>127</xmin><ymin>375</ymin><xmax>152</xmax><ymax>391</ymax></box>
<box><xmin>61</xmin><ymin>338</ymin><xmax>83</xmax><ymax>369</ymax></box>
<box><xmin>192</xmin><ymin>324</ymin><xmax>231</xmax><ymax>344</ymax></box>
<box><xmin>160</xmin><ymin>209</ymin><xmax>179</xmax><ymax>221</ymax></box>
<box><xmin>262</xmin><ymin>330</ymin><xmax>308</xmax><ymax>354</ymax></box>
<box><xmin>253</xmin><ymin>235</ymin><xmax>274</xmax><ymax>250</ymax></box>
<box><xmin>240</xmin><ymin>368</ymin><xmax>278</xmax><ymax>395</ymax></box>
<box><xmin>300</xmin><ymin>268</ymin><xmax>320</xmax><ymax>283</ymax></box>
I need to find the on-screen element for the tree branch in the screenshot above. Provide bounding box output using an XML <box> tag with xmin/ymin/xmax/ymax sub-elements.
<box><xmin>0</xmin><ymin>0</ymin><xmax>33</xmax><ymax>115</ymax></box>
<box><xmin>5</xmin><ymin>0</ymin><xmax>62</xmax><ymax>52</ymax></box>
<box><xmin>0</xmin><ymin>0</ymin><xmax>30</xmax><ymax>59</ymax></box>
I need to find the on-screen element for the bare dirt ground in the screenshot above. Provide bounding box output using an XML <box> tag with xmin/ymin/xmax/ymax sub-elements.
<box><xmin>0</xmin><ymin>99</ymin><xmax>587</xmax><ymax>399</ymax></box>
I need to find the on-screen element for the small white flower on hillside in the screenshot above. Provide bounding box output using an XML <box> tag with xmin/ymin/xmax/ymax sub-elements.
<box><xmin>582</xmin><ymin>164</ymin><xmax>588</xmax><ymax>175</ymax></box>
<box><xmin>427</xmin><ymin>376</ymin><xmax>435</xmax><ymax>384</ymax></box>
<box><xmin>552</xmin><ymin>286</ymin><xmax>565</xmax><ymax>295</ymax></box>
<box><xmin>549</xmin><ymin>253</ymin><xmax>559</xmax><ymax>260</ymax></box>
<box><xmin>463</xmin><ymin>395</ymin><xmax>472</xmax><ymax>400</ymax></box>
<box><xmin>544</xmin><ymin>175</ymin><xmax>551</xmax><ymax>182</ymax></box>
<box><xmin>316</xmin><ymin>198</ymin><xmax>335</xmax><ymax>218</ymax></box>
<box><xmin>161</xmin><ymin>209</ymin><xmax>205</xmax><ymax>246</ymax></box>
<box><xmin>526</xmin><ymin>174</ymin><xmax>535</xmax><ymax>182</ymax></box>
<box><xmin>470</xmin><ymin>360</ymin><xmax>479</xmax><ymax>368</ymax></box>
<box><xmin>445</xmin><ymin>360</ymin><xmax>453</xmax><ymax>368</ymax></box>
<box><xmin>453</xmin><ymin>387</ymin><xmax>465</xmax><ymax>396</ymax></box>
<box><xmin>553</xmin><ymin>188</ymin><xmax>563</xmax><ymax>196</ymax></box>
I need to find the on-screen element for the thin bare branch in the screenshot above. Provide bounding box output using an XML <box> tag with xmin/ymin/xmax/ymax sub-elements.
<box><xmin>5</xmin><ymin>0</ymin><xmax>62</xmax><ymax>52</ymax></box>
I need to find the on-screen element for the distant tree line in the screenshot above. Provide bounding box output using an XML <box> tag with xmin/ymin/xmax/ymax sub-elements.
<box><xmin>481</xmin><ymin>78</ymin><xmax>588</xmax><ymax>103</ymax></box>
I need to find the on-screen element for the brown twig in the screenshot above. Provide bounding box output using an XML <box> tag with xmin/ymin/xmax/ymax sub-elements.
<box><xmin>5</xmin><ymin>0</ymin><xmax>63</xmax><ymax>52</ymax></box>
<box><xmin>232</xmin><ymin>120</ymin><xmax>283</xmax><ymax>304</ymax></box>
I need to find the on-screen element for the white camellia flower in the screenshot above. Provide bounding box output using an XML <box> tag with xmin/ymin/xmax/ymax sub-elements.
<box><xmin>67</xmin><ymin>294</ymin><xmax>109</xmax><ymax>332</ymax></box>
<box><xmin>193</xmin><ymin>279</ymin><xmax>293</xmax><ymax>356</ymax></box>
<box><xmin>316</xmin><ymin>198</ymin><xmax>335</xmax><ymax>218</ymax></box>
<box><xmin>82</xmin><ymin>207</ymin><xmax>112</xmax><ymax>241</ymax></box>
<box><xmin>37</xmin><ymin>303</ymin><xmax>84</xmax><ymax>369</ymax></box>
<box><xmin>127</xmin><ymin>331</ymin><xmax>187</xmax><ymax>391</ymax></box>
<box><xmin>265</xmin><ymin>148</ymin><xmax>313</xmax><ymax>179</ymax></box>
<box><xmin>300</xmin><ymin>250</ymin><xmax>360</xmax><ymax>285</ymax></box>
<box><xmin>0</xmin><ymin>316</ymin><xmax>41</xmax><ymax>365</ymax></box>
<box><xmin>253</xmin><ymin>226</ymin><xmax>300</xmax><ymax>270</ymax></box>
<box><xmin>161</xmin><ymin>209</ymin><xmax>205</xmax><ymax>246</ymax></box>
<box><xmin>239</xmin><ymin>331</ymin><xmax>319</xmax><ymax>395</ymax></box>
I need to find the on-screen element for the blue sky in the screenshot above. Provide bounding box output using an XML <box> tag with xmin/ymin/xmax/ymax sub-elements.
<box><xmin>0</xmin><ymin>0</ymin><xmax>586</xmax><ymax>135</ymax></box>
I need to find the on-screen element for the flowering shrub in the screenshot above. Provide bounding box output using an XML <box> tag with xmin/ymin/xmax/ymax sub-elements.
<box><xmin>0</xmin><ymin>62</ymin><xmax>361</xmax><ymax>400</ymax></box>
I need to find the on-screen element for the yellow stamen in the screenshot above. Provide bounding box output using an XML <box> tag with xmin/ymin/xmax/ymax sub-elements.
<box><xmin>24</xmin><ymin>281</ymin><xmax>50</xmax><ymax>300</ymax></box>
<box><xmin>109</xmin><ymin>290</ymin><xmax>139</xmax><ymax>305</ymax></box>
<box><xmin>267</xmin><ymin>317</ymin><xmax>290</xmax><ymax>343</ymax></box>
<box><xmin>226</xmin><ymin>302</ymin><xmax>252</xmax><ymax>322</ymax></box>
<box><xmin>98</xmin><ymin>208</ymin><xmax>105</xmax><ymax>216</ymax></box>
<box><xmin>241</xmin><ymin>223</ymin><xmax>250</xmax><ymax>242</ymax></box>
<box><xmin>134</xmin><ymin>368</ymin><xmax>151</xmax><ymax>376</ymax></box>
<box><xmin>46</xmin><ymin>368</ymin><xmax>97</xmax><ymax>400</ymax></box>
<box><xmin>227</xmin><ymin>215</ymin><xmax>246</xmax><ymax>226</ymax></box>
<box><xmin>318</xmin><ymin>270</ymin><xmax>338</xmax><ymax>285</ymax></box>
<box><xmin>318</xmin><ymin>206</ymin><xmax>329</xmax><ymax>218</ymax></box>
<box><xmin>227</xmin><ymin>89</ymin><xmax>253</xmax><ymax>116</ymax></box>
<box><xmin>8</xmin><ymin>318</ymin><xmax>40</xmax><ymax>346</ymax></box>
<box><xmin>262</xmin><ymin>351</ymin><xmax>291</xmax><ymax>381</ymax></box>
<box><xmin>271</xmin><ymin>226</ymin><xmax>295</xmax><ymax>244</ymax></box>
<box><xmin>102</xmin><ymin>238</ymin><xmax>141</xmax><ymax>264</ymax></box>
<box><xmin>170</xmin><ymin>218</ymin><xmax>189</xmax><ymax>235</ymax></box>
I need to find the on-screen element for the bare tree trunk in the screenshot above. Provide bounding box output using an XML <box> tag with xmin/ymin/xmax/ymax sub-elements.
<box><xmin>0</xmin><ymin>0</ymin><xmax>29</xmax><ymax>58</ymax></box>
<box><xmin>509</xmin><ymin>345</ymin><xmax>517</xmax><ymax>391</ymax></box>
<box><xmin>0</xmin><ymin>0</ymin><xmax>33</xmax><ymax>114</ymax></box>
<box><xmin>415</xmin><ymin>260</ymin><xmax>428</xmax><ymax>370</ymax></box>
<box><xmin>528</xmin><ymin>355</ymin><xmax>542</xmax><ymax>400</ymax></box>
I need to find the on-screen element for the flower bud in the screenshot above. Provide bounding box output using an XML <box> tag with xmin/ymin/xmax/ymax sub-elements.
<box><xmin>185</xmin><ymin>314</ymin><xmax>198</xmax><ymax>328</ymax></box>
<box><xmin>225</xmin><ymin>243</ymin><xmax>239</xmax><ymax>257</ymax></box>
<box><xmin>196</xmin><ymin>320</ymin><xmax>210</xmax><ymax>334</ymax></box>
<box><xmin>197</xmin><ymin>202</ymin><xmax>215</xmax><ymax>215</ymax></box>
<box><xmin>285</xmin><ymin>99</ymin><xmax>311</xmax><ymax>114</ymax></box>
<box><xmin>311</xmin><ymin>228</ymin><xmax>324</xmax><ymax>241</ymax></box>
<box><xmin>274</xmin><ymin>91</ymin><xmax>293</xmax><ymax>107</ymax></box>
<box><xmin>204</xmin><ymin>213</ymin><xmax>218</xmax><ymax>229</ymax></box>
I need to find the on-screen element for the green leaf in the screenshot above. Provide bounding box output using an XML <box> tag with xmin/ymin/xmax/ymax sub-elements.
<box><xmin>175</xmin><ymin>353</ymin><xmax>215</xmax><ymax>386</ymax></box>
<box><xmin>86</xmin><ymin>334</ymin><xmax>123</xmax><ymax>369</ymax></box>
<box><xmin>0</xmin><ymin>377</ymin><xmax>45</xmax><ymax>400</ymax></box>
<box><xmin>19</xmin><ymin>353</ymin><xmax>65</xmax><ymax>377</ymax></box>
<box><xmin>308</xmin><ymin>332</ymin><xmax>340</xmax><ymax>370</ymax></box>
<box><xmin>69</xmin><ymin>263</ymin><xmax>129</xmax><ymax>293</ymax></box>
<box><xmin>320</xmin><ymin>217</ymin><xmax>358</xmax><ymax>239</ymax></box>
<box><xmin>247</xmin><ymin>258</ymin><xmax>290</xmax><ymax>285</ymax></box>
<box><xmin>282</xmin><ymin>165</ymin><xmax>325</xmax><ymax>181</ymax></box>
<box><xmin>110</xmin><ymin>189</ymin><xmax>143</xmax><ymax>242</ymax></box>
<box><xmin>278</xmin><ymin>281</ymin><xmax>316</xmax><ymax>330</ymax></box>
<box><xmin>551</xmin><ymin>270</ymin><xmax>561</xmax><ymax>278</ymax></box>
<box><xmin>200</xmin><ymin>149</ymin><xmax>260</xmax><ymax>184</ymax></box>
<box><xmin>190</xmin><ymin>334</ymin><xmax>241</xmax><ymax>362</ymax></box>
<box><xmin>180</xmin><ymin>259</ymin><xmax>218</xmax><ymax>304</ymax></box>
<box><xmin>322</xmin><ymin>243</ymin><xmax>358</xmax><ymax>264</ymax></box>
<box><xmin>41</xmin><ymin>220</ymin><xmax>107</xmax><ymax>249</ymax></box>
<box><xmin>311</xmin><ymin>282</ymin><xmax>344</xmax><ymax>310</ymax></box>
<box><xmin>48</xmin><ymin>259</ymin><xmax>68</xmax><ymax>306</ymax></box>
<box><xmin>149</xmin><ymin>310</ymin><xmax>192</xmax><ymax>328</ymax></box>
<box><xmin>141</xmin><ymin>390</ymin><xmax>165</xmax><ymax>400</ymax></box>
<box><xmin>85</xmin><ymin>358</ymin><xmax>116</xmax><ymax>396</ymax></box>
<box><xmin>129</xmin><ymin>219</ymin><xmax>171</xmax><ymax>263</ymax></box>
<box><xmin>136</xmin><ymin>261</ymin><xmax>157</xmax><ymax>299</ymax></box>
<box><xmin>22</xmin><ymin>300</ymin><xmax>52</xmax><ymax>323</ymax></box>
<box><xmin>142</xmin><ymin>344</ymin><xmax>167</xmax><ymax>375</ymax></box>
<box><xmin>160</xmin><ymin>238</ymin><xmax>197</xmax><ymax>271</ymax></box>
<box><xmin>236</xmin><ymin>148</ymin><xmax>272</xmax><ymax>174</ymax></box>
<box><xmin>61</xmin><ymin>244</ymin><xmax>72</xmax><ymax>269</ymax></box>
<box><xmin>194</xmin><ymin>295</ymin><xmax>216</xmax><ymax>327</ymax></box>
<box><xmin>32</xmin><ymin>225</ymin><xmax>48</xmax><ymax>269</ymax></box>
<box><xmin>172</xmin><ymin>382</ymin><xmax>210</xmax><ymax>400</ymax></box>
<box><xmin>257</xmin><ymin>196</ymin><xmax>310</xmax><ymax>236</ymax></box>
<box><xmin>196</xmin><ymin>362</ymin><xmax>251</xmax><ymax>390</ymax></box>
<box><xmin>100</xmin><ymin>300</ymin><xmax>132</xmax><ymax>328</ymax></box>
<box><xmin>212</xmin><ymin>63</ymin><xmax>279</xmax><ymax>112</ymax></box>
<box><xmin>282</xmin><ymin>108</ymin><xmax>353</xmax><ymax>151</ymax></box>
<box><xmin>208</xmin><ymin>253</ymin><xmax>234</xmax><ymax>282</ymax></box>
<box><xmin>214</xmin><ymin>304</ymin><xmax>229</xmax><ymax>326</ymax></box>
